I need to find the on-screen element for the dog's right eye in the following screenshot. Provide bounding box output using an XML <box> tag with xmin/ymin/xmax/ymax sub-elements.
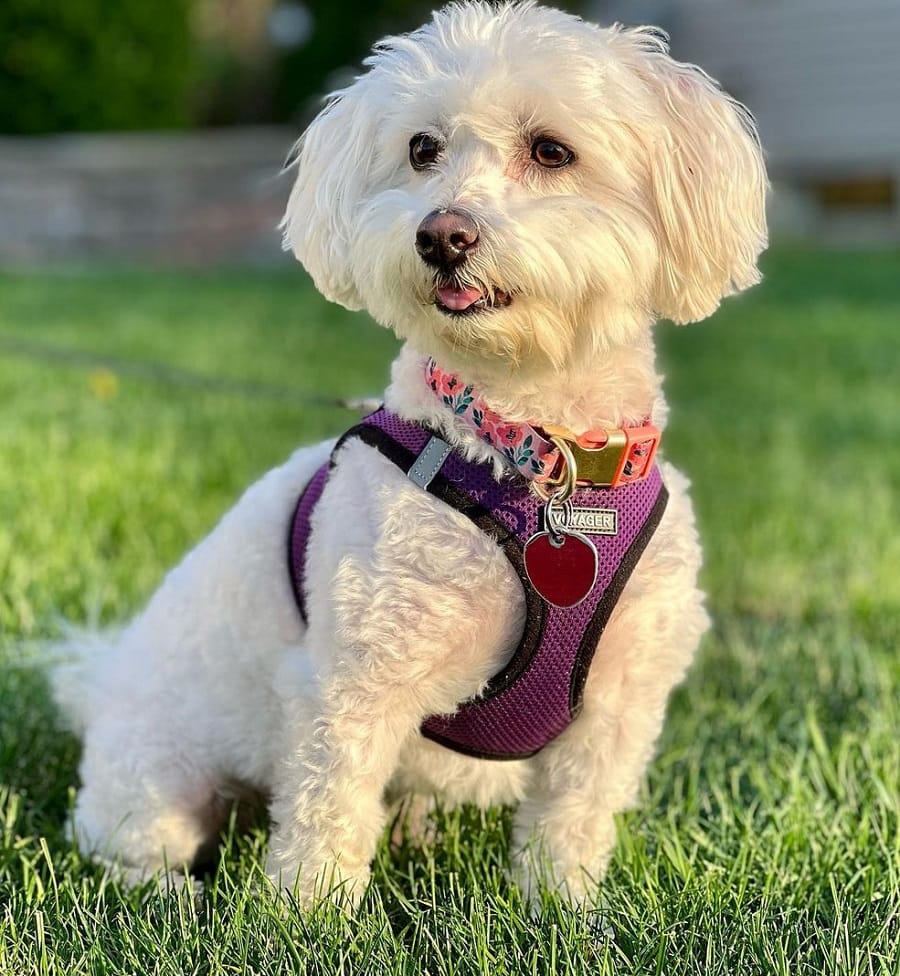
<box><xmin>409</xmin><ymin>133</ymin><xmax>443</xmax><ymax>170</ymax></box>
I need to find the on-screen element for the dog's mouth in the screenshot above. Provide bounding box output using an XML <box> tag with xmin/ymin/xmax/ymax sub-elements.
<box><xmin>433</xmin><ymin>280</ymin><xmax>513</xmax><ymax>316</ymax></box>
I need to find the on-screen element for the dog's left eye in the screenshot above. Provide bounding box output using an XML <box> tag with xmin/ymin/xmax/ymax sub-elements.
<box><xmin>531</xmin><ymin>139</ymin><xmax>574</xmax><ymax>169</ymax></box>
<box><xmin>409</xmin><ymin>133</ymin><xmax>443</xmax><ymax>170</ymax></box>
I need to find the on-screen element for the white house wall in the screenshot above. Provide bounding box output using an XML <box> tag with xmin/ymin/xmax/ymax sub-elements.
<box><xmin>656</xmin><ymin>0</ymin><xmax>900</xmax><ymax>176</ymax></box>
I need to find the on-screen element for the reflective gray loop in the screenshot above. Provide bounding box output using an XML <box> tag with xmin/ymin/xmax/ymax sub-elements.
<box><xmin>408</xmin><ymin>436</ymin><xmax>452</xmax><ymax>488</ymax></box>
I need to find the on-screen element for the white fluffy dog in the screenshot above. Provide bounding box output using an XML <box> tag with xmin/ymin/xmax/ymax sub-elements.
<box><xmin>53</xmin><ymin>0</ymin><xmax>767</xmax><ymax>908</ymax></box>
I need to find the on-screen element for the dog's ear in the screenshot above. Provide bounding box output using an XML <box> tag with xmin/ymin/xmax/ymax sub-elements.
<box><xmin>281</xmin><ymin>84</ymin><xmax>377</xmax><ymax>311</ymax></box>
<box><xmin>613</xmin><ymin>27</ymin><xmax>768</xmax><ymax>324</ymax></box>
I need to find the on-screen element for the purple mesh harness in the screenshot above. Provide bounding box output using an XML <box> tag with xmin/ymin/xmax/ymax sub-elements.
<box><xmin>288</xmin><ymin>408</ymin><xmax>668</xmax><ymax>760</ymax></box>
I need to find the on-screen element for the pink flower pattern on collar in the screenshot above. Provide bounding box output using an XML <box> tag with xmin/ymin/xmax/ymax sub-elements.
<box><xmin>425</xmin><ymin>359</ymin><xmax>557</xmax><ymax>477</ymax></box>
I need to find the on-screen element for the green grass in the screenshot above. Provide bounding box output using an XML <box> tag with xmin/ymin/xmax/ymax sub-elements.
<box><xmin>1</xmin><ymin>251</ymin><xmax>898</xmax><ymax>974</ymax></box>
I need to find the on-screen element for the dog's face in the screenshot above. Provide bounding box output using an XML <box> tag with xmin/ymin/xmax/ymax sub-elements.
<box><xmin>283</xmin><ymin>1</ymin><xmax>767</xmax><ymax>380</ymax></box>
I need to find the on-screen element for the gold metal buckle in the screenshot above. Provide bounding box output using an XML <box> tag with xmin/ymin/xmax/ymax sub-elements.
<box><xmin>568</xmin><ymin>430</ymin><xmax>628</xmax><ymax>486</ymax></box>
<box><xmin>533</xmin><ymin>428</ymin><xmax>628</xmax><ymax>502</ymax></box>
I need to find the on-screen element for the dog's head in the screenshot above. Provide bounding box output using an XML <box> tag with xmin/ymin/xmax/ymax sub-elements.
<box><xmin>283</xmin><ymin>1</ymin><xmax>767</xmax><ymax>379</ymax></box>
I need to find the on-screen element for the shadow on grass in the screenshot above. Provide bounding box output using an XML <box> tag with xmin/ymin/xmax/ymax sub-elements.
<box><xmin>0</xmin><ymin>661</ymin><xmax>79</xmax><ymax>839</ymax></box>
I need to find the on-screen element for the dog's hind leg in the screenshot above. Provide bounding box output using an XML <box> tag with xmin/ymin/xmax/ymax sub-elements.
<box><xmin>69</xmin><ymin>719</ymin><xmax>225</xmax><ymax>886</ymax></box>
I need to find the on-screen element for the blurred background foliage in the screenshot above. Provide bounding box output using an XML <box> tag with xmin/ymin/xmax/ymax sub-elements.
<box><xmin>0</xmin><ymin>0</ymin><xmax>582</xmax><ymax>133</ymax></box>
<box><xmin>0</xmin><ymin>0</ymin><xmax>194</xmax><ymax>133</ymax></box>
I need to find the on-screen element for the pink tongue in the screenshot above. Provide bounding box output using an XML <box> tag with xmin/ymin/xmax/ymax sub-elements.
<box><xmin>437</xmin><ymin>284</ymin><xmax>484</xmax><ymax>311</ymax></box>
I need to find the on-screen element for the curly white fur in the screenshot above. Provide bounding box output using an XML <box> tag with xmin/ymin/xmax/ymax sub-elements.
<box><xmin>53</xmin><ymin>0</ymin><xmax>767</xmax><ymax>908</ymax></box>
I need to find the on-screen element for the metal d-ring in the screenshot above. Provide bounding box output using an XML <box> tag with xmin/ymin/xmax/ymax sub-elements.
<box><xmin>533</xmin><ymin>434</ymin><xmax>578</xmax><ymax>504</ymax></box>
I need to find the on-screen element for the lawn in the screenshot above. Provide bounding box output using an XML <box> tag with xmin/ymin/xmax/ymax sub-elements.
<box><xmin>0</xmin><ymin>250</ymin><xmax>898</xmax><ymax>974</ymax></box>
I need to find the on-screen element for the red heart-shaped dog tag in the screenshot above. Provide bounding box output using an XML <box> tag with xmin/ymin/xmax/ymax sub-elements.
<box><xmin>523</xmin><ymin>531</ymin><xmax>599</xmax><ymax>608</ymax></box>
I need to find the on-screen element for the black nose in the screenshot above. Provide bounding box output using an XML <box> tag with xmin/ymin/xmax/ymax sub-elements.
<box><xmin>415</xmin><ymin>209</ymin><xmax>479</xmax><ymax>268</ymax></box>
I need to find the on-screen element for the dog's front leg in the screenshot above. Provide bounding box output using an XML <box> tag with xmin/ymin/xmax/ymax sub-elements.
<box><xmin>265</xmin><ymin>657</ymin><xmax>419</xmax><ymax>908</ymax></box>
<box><xmin>265</xmin><ymin>448</ymin><xmax>523</xmax><ymax>909</ymax></box>
<box><xmin>511</xmin><ymin>657</ymin><xmax>683</xmax><ymax>908</ymax></box>
<box><xmin>266</xmin><ymin>614</ymin><xmax>514</xmax><ymax>908</ymax></box>
<box><xmin>512</xmin><ymin>500</ymin><xmax>709</xmax><ymax>906</ymax></box>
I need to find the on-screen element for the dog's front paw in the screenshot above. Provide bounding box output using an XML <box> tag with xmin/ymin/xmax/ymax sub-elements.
<box><xmin>511</xmin><ymin>853</ymin><xmax>614</xmax><ymax>939</ymax></box>
<box><xmin>511</xmin><ymin>845</ymin><xmax>603</xmax><ymax>911</ymax></box>
<box><xmin>265</xmin><ymin>853</ymin><xmax>369</xmax><ymax>912</ymax></box>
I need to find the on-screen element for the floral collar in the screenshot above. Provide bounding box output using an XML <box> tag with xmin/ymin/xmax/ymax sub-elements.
<box><xmin>424</xmin><ymin>358</ymin><xmax>661</xmax><ymax>491</ymax></box>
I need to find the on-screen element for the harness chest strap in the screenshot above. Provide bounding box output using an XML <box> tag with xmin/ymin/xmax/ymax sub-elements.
<box><xmin>288</xmin><ymin>408</ymin><xmax>668</xmax><ymax>760</ymax></box>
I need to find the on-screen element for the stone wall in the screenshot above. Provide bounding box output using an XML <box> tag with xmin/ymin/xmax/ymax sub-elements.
<box><xmin>0</xmin><ymin>127</ymin><xmax>296</xmax><ymax>266</ymax></box>
<box><xmin>4</xmin><ymin>124</ymin><xmax>895</xmax><ymax>264</ymax></box>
